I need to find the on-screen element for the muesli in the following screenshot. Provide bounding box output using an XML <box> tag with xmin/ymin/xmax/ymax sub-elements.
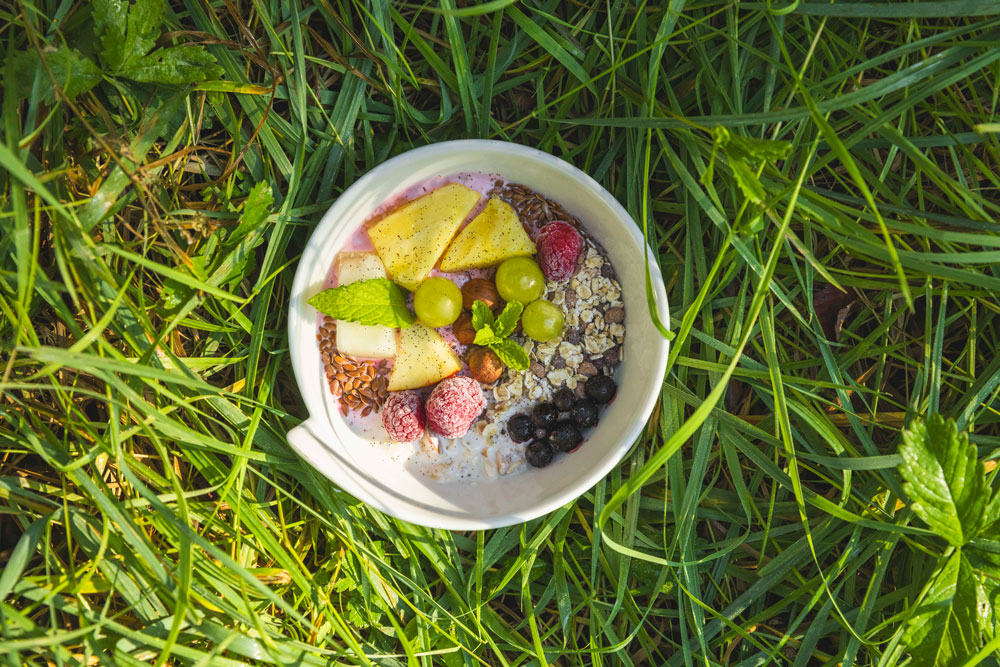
<box><xmin>310</xmin><ymin>173</ymin><xmax>625</xmax><ymax>481</ymax></box>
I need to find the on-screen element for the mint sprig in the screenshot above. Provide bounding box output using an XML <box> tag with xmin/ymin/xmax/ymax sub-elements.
<box><xmin>470</xmin><ymin>300</ymin><xmax>529</xmax><ymax>371</ymax></box>
<box><xmin>308</xmin><ymin>278</ymin><xmax>415</xmax><ymax>328</ymax></box>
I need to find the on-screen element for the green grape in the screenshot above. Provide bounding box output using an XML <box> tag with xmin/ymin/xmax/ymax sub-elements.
<box><xmin>414</xmin><ymin>277</ymin><xmax>462</xmax><ymax>327</ymax></box>
<box><xmin>522</xmin><ymin>299</ymin><xmax>564</xmax><ymax>342</ymax></box>
<box><xmin>495</xmin><ymin>257</ymin><xmax>545</xmax><ymax>304</ymax></box>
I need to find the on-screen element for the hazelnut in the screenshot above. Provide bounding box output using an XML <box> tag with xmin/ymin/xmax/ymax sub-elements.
<box><xmin>452</xmin><ymin>312</ymin><xmax>477</xmax><ymax>345</ymax></box>
<box><xmin>462</xmin><ymin>279</ymin><xmax>500</xmax><ymax>311</ymax></box>
<box><xmin>468</xmin><ymin>347</ymin><xmax>503</xmax><ymax>384</ymax></box>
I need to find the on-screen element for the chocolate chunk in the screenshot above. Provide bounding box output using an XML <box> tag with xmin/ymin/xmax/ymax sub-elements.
<box><xmin>531</xmin><ymin>361</ymin><xmax>546</xmax><ymax>378</ymax></box>
<box><xmin>565</xmin><ymin>329</ymin><xmax>581</xmax><ymax>345</ymax></box>
<box><xmin>578</xmin><ymin>362</ymin><xmax>599</xmax><ymax>377</ymax></box>
<box><xmin>601</xmin><ymin>265</ymin><xmax>616</xmax><ymax>279</ymax></box>
<box><xmin>603</xmin><ymin>347</ymin><xmax>620</xmax><ymax>366</ymax></box>
<box><xmin>605</xmin><ymin>307</ymin><xmax>625</xmax><ymax>324</ymax></box>
<box><xmin>564</xmin><ymin>291</ymin><xmax>577</xmax><ymax>307</ymax></box>
<box><xmin>552</xmin><ymin>355</ymin><xmax>566</xmax><ymax>369</ymax></box>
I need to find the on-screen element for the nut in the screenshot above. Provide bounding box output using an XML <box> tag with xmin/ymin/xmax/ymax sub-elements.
<box><xmin>452</xmin><ymin>312</ymin><xmax>477</xmax><ymax>345</ymax></box>
<box><xmin>462</xmin><ymin>279</ymin><xmax>501</xmax><ymax>311</ymax></box>
<box><xmin>469</xmin><ymin>347</ymin><xmax>503</xmax><ymax>384</ymax></box>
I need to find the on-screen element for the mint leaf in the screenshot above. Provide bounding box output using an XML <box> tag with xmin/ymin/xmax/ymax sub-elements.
<box><xmin>121</xmin><ymin>45</ymin><xmax>223</xmax><ymax>85</ymax></box>
<box><xmin>473</xmin><ymin>327</ymin><xmax>500</xmax><ymax>346</ymax></box>
<box><xmin>898</xmin><ymin>414</ymin><xmax>989</xmax><ymax>547</ymax></box>
<box><xmin>471</xmin><ymin>300</ymin><xmax>494</xmax><ymax>331</ymax></box>
<box><xmin>902</xmin><ymin>551</ymin><xmax>981</xmax><ymax>667</ymax></box>
<box><xmin>308</xmin><ymin>279</ymin><xmax>415</xmax><ymax>328</ymax></box>
<box><xmin>489</xmin><ymin>339</ymin><xmax>529</xmax><ymax>372</ymax></box>
<box><xmin>493</xmin><ymin>301</ymin><xmax>523</xmax><ymax>338</ymax></box>
<box><xmin>470</xmin><ymin>298</ymin><xmax>528</xmax><ymax>371</ymax></box>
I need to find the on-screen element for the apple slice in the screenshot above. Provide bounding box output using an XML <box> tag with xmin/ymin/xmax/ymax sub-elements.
<box><xmin>334</xmin><ymin>252</ymin><xmax>397</xmax><ymax>359</ymax></box>
<box><xmin>367</xmin><ymin>183</ymin><xmax>480</xmax><ymax>291</ymax></box>
<box><xmin>439</xmin><ymin>197</ymin><xmax>536</xmax><ymax>272</ymax></box>
<box><xmin>387</xmin><ymin>323</ymin><xmax>461</xmax><ymax>391</ymax></box>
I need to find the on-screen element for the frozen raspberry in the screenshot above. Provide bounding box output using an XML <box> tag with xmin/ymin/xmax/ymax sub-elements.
<box><xmin>425</xmin><ymin>376</ymin><xmax>486</xmax><ymax>438</ymax></box>
<box><xmin>382</xmin><ymin>391</ymin><xmax>426</xmax><ymax>442</ymax></box>
<box><xmin>536</xmin><ymin>221</ymin><xmax>584</xmax><ymax>282</ymax></box>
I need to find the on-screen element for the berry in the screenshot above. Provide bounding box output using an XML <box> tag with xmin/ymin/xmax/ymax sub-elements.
<box><xmin>549</xmin><ymin>420</ymin><xmax>583</xmax><ymax>452</ymax></box>
<box><xmin>381</xmin><ymin>391</ymin><xmax>426</xmax><ymax>442</ymax></box>
<box><xmin>584</xmin><ymin>375</ymin><xmax>617</xmax><ymax>404</ymax></box>
<box><xmin>425</xmin><ymin>376</ymin><xmax>486</xmax><ymax>438</ymax></box>
<box><xmin>571</xmin><ymin>399</ymin><xmax>599</xmax><ymax>428</ymax></box>
<box><xmin>507</xmin><ymin>414</ymin><xmax>534</xmax><ymax>443</ymax></box>
<box><xmin>522</xmin><ymin>299</ymin><xmax>564</xmax><ymax>342</ymax></box>
<box><xmin>525</xmin><ymin>439</ymin><xmax>555</xmax><ymax>468</ymax></box>
<box><xmin>414</xmin><ymin>277</ymin><xmax>462</xmax><ymax>327</ymax></box>
<box><xmin>553</xmin><ymin>387</ymin><xmax>576</xmax><ymax>412</ymax></box>
<box><xmin>532</xmin><ymin>402</ymin><xmax>558</xmax><ymax>430</ymax></box>
<box><xmin>536</xmin><ymin>221</ymin><xmax>584</xmax><ymax>282</ymax></box>
<box><xmin>495</xmin><ymin>257</ymin><xmax>545</xmax><ymax>304</ymax></box>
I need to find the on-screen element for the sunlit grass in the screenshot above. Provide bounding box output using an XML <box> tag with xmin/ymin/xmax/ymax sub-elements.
<box><xmin>2</xmin><ymin>1</ymin><xmax>1000</xmax><ymax>665</ymax></box>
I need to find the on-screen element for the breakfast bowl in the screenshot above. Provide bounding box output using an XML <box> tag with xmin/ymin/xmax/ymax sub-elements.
<box><xmin>287</xmin><ymin>140</ymin><xmax>669</xmax><ymax>530</ymax></box>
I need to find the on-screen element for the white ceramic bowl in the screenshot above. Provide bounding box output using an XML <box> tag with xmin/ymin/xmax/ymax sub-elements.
<box><xmin>287</xmin><ymin>140</ymin><xmax>669</xmax><ymax>530</ymax></box>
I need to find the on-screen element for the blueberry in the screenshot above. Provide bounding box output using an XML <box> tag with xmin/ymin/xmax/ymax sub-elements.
<box><xmin>584</xmin><ymin>375</ymin><xmax>617</xmax><ymax>404</ymax></box>
<box><xmin>549</xmin><ymin>420</ymin><xmax>583</xmax><ymax>452</ymax></box>
<box><xmin>571</xmin><ymin>399</ymin><xmax>599</xmax><ymax>428</ymax></box>
<box><xmin>507</xmin><ymin>414</ymin><xmax>534</xmax><ymax>443</ymax></box>
<box><xmin>525</xmin><ymin>439</ymin><xmax>555</xmax><ymax>468</ymax></box>
<box><xmin>532</xmin><ymin>402</ymin><xmax>559</xmax><ymax>430</ymax></box>
<box><xmin>553</xmin><ymin>387</ymin><xmax>576</xmax><ymax>412</ymax></box>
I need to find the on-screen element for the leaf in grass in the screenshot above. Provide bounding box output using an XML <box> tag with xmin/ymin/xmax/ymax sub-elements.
<box><xmin>813</xmin><ymin>283</ymin><xmax>858</xmax><ymax>341</ymax></box>
<box><xmin>308</xmin><ymin>279</ymin><xmax>415</xmax><ymax>328</ymax></box>
<box><xmin>702</xmin><ymin>126</ymin><xmax>792</xmax><ymax>207</ymax></box>
<box><xmin>729</xmin><ymin>158</ymin><xmax>769</xmax><ymax>206</ymax></box>
<box><xmin>121</xmin><ymin>45</ymin><xmax>224</xmax><ymax>85</ymax></box>
<box><xmin>724</xmin><ymin>131</ymin><xmax>793</xmax><ymax>163</ymax></box>
<box><xmin>489</xmin><ymin>339</ymin><xmax>529</xmax><ymax>372</ymax></box>
<box><xmin>492</xmin><ymin>301</ymin><xmax>523</xmax><ymax>338</ymax></box>
<box><xmin>898</xmin><ymin>414</ymin><xmax>989</xmax><ymax>547</ymax></box>
<box><xmin>229</xmin><ymin>183</ymin><xmax>273</xmax><ymax>246</ymax></box>
<box><xmin>901</xmin><ymin>551</ymin><xmax>980</xmax><ymax>667</ymax></box>
<box><xmin>471</xmin><ymin>300</ymin><xmax>495</xmax><ymax>331</ymax></box>
<box><xmin>93</xmin><ymin>0</ymin><xmax>164</xmax><ymax>72</ymax></box>
<box><xmin>9</xmin><ymin>45</ymin><xmax>102</xmax><ymax>103</ymax></box>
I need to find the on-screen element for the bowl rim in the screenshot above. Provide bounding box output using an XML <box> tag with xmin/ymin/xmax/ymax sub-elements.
<box><xmin>287</xmin><ymin>139</ymin><xmax>670</xmax><ymax>529</ymax></box>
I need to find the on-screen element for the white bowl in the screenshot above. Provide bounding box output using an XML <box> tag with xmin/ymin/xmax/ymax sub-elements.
<box><xmin>287</xmin><ymin>140</ymin><xmax>669</xmax><ymax>530</ymax></box>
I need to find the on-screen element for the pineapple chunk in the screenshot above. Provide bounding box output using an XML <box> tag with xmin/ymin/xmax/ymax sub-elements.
<box><xmin>367</xmin><ymin>183</ymin><xmax>481</xmax><ymax>290</ymax></box>
<box><xmin>387</xmin><ymin>323</ymin><xmax>461</xmax><ymax>391</ymax></box>
<box><xmin>439</xmin><ymin>197</ymin><xmax>536</xmax><ymax>272</ymax></box>
<box><xmin>334</xmin><ymin>252</ymin><xmax>397</xmax><ymax>359</ymax></box>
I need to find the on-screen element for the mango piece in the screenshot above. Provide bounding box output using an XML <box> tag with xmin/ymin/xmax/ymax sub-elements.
<box><xmin>439</xmin><ymin>197</ymin><xmax>536</xmax><ymax>272</ymax></box>
<box><xmin>387</xmin><ymin>323</ymin><xmax>462</xmax><ymax>391</ymax></box>
<box><xmin>367</xmin><ymin>183</ymin><xmax>480</xmax><ymax>291</ymax></box>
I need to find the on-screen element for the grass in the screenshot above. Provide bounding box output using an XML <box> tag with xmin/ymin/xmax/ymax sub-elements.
<box><xmin>2</xmin><ymin>1</ymin><xmax>1000</xmax><ymax>665</ymax></box>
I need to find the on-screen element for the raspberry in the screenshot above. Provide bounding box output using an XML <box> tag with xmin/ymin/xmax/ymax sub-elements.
<box><xmin>425</xmin><ymin>376</ymin><xmax>486</xmax><ymax>438</ymax></box>
<box><xmin>382</xmin><ymin>391</ymin><xmax>426</xmax><ymax>442</ymax></box>
<box><xmin>535</xmin><ymin>221</ymin><xmax>584</xmax><ymax>282</ymax></box>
